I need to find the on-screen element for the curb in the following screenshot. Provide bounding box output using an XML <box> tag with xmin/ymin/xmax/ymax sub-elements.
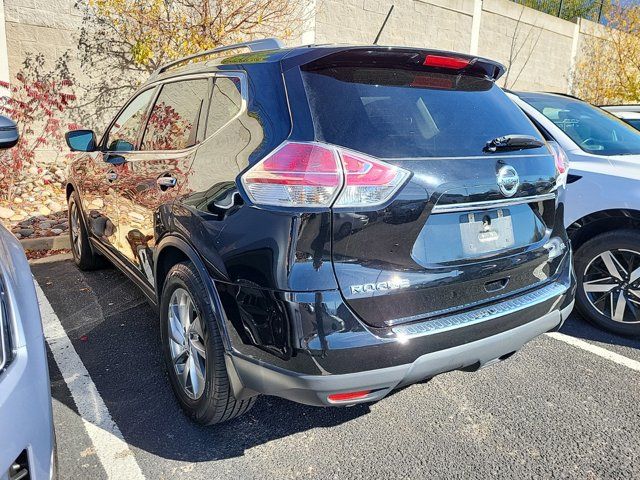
<box><xmin>29</xmin><ymin>252</ymin><xmax>73</xmax><ymax>265</ymax></box>
<box><xmin>20</xmin><ymin>235</ymin><xmax>70</xmax><ymax>251</ymax></box>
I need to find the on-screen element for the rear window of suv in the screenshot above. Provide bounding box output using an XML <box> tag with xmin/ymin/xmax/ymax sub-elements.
<box><xmin>300</xmin><ymin>67</ymin><xmax>545</xmax><ymax>158</ymax></box>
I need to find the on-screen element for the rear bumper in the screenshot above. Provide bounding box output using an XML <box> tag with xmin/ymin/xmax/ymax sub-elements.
<box><xmin>219</xmin><ymin>248</ymin><xmax>575</xmax><ymax>406</ymax></box>
<box><xmin>229</xmin><ymin>300</ymin><xmax>574</xmax><ymax>406</ymax></box>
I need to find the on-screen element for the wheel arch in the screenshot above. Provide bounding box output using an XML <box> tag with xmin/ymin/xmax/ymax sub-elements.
<box><xmin>568</xmin><ymin>209</ymin><xmax>640</xmax><ymax>251</ymax></box>
<box><xmin>154</xmin><ymin>235</ymin><xmax>233</xmax><ymax>352</ymax></box>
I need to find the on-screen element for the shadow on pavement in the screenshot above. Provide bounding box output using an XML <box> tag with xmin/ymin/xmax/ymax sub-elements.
<box><xmin>559</xmin><ymin>311</ymin><xmax>640</xmax><ymax>351</ymax></box>
<box><xmin>35</xmin><ymin>259</ymin><xmax>370</xmax><ymax>462</ymax></box>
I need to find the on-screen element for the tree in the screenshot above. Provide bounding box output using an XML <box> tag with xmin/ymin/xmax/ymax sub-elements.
<box><xmin>75</xmin><ymin>0</ymin><xmax>307</xmax><ymax>126</ymax></box>
<box><xmin>573</xmin><ymin>2</ymin><xmax>640</xmax><ymax>105</ymax></box>
<box><xmin>0</xmin><ymin>54</ymin><xmax>79</xmax><ymax>202</ymax></box>
<box><xmin>514</xmin><ymin>0</ymin><xmax>607</xmax><ymax>23</ymax></box>
<box><xmin>502</xmin><ymin>6</ymin><xmax>543</xmax><ymax>90</ymax></box>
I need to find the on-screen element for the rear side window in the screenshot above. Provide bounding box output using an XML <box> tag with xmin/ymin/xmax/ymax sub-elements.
<box><xmin>106</xmin><ymin>88</ymin><xmax>155</xmax><ymax>151</ymax></box>
<box><xmin>141</xmin><ymin>79</ymin><xmax>209</xmax><ymax>151</ymax></box>
<box><xmin>206</xmin><ymin>76</ymin><xmax>242</xmax><ymax>135</ymax></box>
<box><xmin>301</xmin><ymin>67</ymin><xmax>544</xmax><ymax>158</ymax></box>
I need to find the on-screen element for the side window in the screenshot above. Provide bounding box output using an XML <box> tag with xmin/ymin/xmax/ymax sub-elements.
<box><xmin>106</xmin><ymin>89</ymin><xmax>155</xmax><ymax>152</ymax></box>
<box><xmin>206</xmin><ymin>77</ymin><xmax>243</xmax><ymax>135</ymax></box>
<box><xmin>141</xmin><ymin>79</ymin><xmax>209</xmax><ymax>151</ymax></box>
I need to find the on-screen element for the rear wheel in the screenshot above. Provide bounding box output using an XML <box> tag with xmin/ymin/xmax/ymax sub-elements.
<box><xmin>68</xmin><ymin>192</ymin><xmax>105</xmax><ymax>271</ymax></box>
<box><xmin>575</xmin><ymin>230</ymin><xmax>640</xmax><ymax>337</ymax></box>
<box><xmin>160</xmin><ymin>261</ymin><xmax>256</xmax><ymax>425</ymax></box>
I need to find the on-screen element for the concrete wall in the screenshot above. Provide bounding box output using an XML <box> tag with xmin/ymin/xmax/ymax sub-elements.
<box><xmin>314</xmin><ymin>0</ymin><xmax>601</xmax><ymax>93</ymax></box>
<box><xmin>478</xmin><ymin>0</ymin><xmax>576</xmax><ymax>92</ymax></box>
<box><xmin>315</xmin><ymin>0</ymin><xmax>475</xmax><ymax>54</ymax></box>
<box><xmin>4</xmin><ymin>0</ymin><xmax>82</xmax><ymax>76</ymax></box>
<box><xmin>0</xmin><ymin>0</ymin><xmax>613</xmax><ymax>100</ymax></box>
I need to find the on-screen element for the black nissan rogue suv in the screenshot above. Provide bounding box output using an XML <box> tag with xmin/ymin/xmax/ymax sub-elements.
<box><xmin>64</xmin><ymin>39</ymin><xmax>576</xmax><ymax>425</ymax></box>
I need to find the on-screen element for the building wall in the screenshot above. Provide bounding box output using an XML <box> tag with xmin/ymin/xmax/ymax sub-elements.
<box><xmin>0</xmin><ymin>0</ymin><xmax>615</xmax><ymax>99</ymax></box>
<box><xmin>4</xmin><ymin>0</ymin><xmax>82</xmax><ymax>77</ymax></box>
<box><xmin>314</xmin><ymin>0</ymin><xmax>602</xmax><ymax>93</ymax></box>
<box><xmin>315</xmin><ymin>0</ymin><xmax>474</xmax><ymax>54</ymax></box>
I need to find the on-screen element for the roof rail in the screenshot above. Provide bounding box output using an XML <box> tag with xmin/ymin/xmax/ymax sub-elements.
<box><xmin>149</xmin><ymin>38</ymin><xmax>284</xmax><ymax>80</ymax></box>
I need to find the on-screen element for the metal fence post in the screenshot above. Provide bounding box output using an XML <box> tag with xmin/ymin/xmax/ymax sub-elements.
<box><xmin>557</xmin><ymin>0</ymin><xmax>564</xmax><ymax>18</ymax></box>
<box><xmin>597</xmin><ymin>1</ymin><xmax>604</xmax><ymax>24</ymax></box>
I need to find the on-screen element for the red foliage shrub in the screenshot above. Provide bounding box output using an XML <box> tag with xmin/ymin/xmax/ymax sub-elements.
<box><xmin>0</xmin><ymin>54</ymin><xmax>78</xmax><ymax>201</ymax></box>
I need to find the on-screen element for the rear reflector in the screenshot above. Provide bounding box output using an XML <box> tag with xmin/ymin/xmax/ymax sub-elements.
<box><xmin>327</xmin><ymin>390</ymin><xmax>371</xmax><ymax>403</ymax></box>
<box><xmin>423</xmin><ymin>54</ymin><xmax>470</xmax><ymax>70</ymax></box>
<box><xmin>241</xmin><ymin>142</ymin><xmax>410</xmax><ymax>208</ymax></box>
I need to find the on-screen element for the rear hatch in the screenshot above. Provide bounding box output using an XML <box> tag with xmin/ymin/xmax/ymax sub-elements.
<box><xmin>299</xmin><ymin>48</ymin><xmax>564</xmax><ymax>328</ymax></box>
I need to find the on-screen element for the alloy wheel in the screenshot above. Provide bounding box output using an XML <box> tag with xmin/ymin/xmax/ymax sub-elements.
<box><xmin>167</xmin><ymin>288</ymin><xmax>207</xmax><ymax>399</ymax></box>
<box><xmin>582</xmin><ymin>249</ymin><xmax>640</xmax><ymax>324</ymax></box>
<box><xmin>70</xmin><ymin>202</ymin><xmax>82</xmax><ymax>258</ymax></box>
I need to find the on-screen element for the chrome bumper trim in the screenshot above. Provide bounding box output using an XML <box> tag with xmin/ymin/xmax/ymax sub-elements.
<box><xmin>431</xmin><ymin>193</ymin><xmax>556</xmax><ymax>214</ymax></box>
<box><xmin>392</xmin><ymin>281</ymin><xmax>568</xmax><ymax>339</ymax></box>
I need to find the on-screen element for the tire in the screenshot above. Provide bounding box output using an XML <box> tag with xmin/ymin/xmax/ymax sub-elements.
<box><xmin>68</xmin><ymin>192</ymin><xmax>106</xmax><ymax>271</ymax></box>
<box><xmin>574</xmin><ymin>229</ymin><xmax>640</xmax><ymax>337</ymax></box>
<box><xmin>159</xmin><ymin>261</ymin><xmax>256</xmax><ymax>425</ymax></box>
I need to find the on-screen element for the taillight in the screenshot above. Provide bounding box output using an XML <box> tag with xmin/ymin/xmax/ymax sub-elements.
<box><xmin>241</xmin><ymin>142</ymin><xmax>342</xmax><ymax>207</ymax></box>
<box><xmin>241</xmin><ymin>142</ymin><xmax>410</xmax><ymax>208</ymax></box>
<box><xmin>548</xmin><ymin>141</ymin><xmax>569</xmax><ymax>189</ymax></box>
<box><xmin>423</xmin><ymin>54</ymin><xmax>470</xmax><ymax>69</ymax></box>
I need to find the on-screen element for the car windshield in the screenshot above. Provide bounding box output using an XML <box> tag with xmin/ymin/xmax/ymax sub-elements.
<box><xmin>519</xmin><ymin>93</ymin><xmax>640</xmax><ymax>156</ymax></box>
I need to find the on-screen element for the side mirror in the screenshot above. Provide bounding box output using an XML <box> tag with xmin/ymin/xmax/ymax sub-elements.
<box><xmin>65</xmin><ymin>129</ymin><xmax>97</xmax><ymax>152</ymax></box>
<box><xmin>0</xmin><ymin>115</ymin><xmax>19</xmax><ymax>149</ymax></box>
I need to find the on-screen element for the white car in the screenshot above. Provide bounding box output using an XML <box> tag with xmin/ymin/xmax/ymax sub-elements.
<box><xmin>510</xmin><ymin>92</ymin><xmax>640</xmax><ymax>337</ymax></box>
<box><xmin>601</xmin><ymin>105</ymin><xmax>640</xmax><ymax>131</ymax></box>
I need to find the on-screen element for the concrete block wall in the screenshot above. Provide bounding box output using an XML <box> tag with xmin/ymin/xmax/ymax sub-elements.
<box><xmin>314</xmin><ymin>0</ymin><xmax>604</xmax><ymax>93</ymax></box>
<box><xmin>478</xmin><ymin>0</ymin><xmax>575</xmax><ymax>92</ymax></box>
<box><xmin>315</xmin><ymin>0</ymin><xmax>475</xmax><ymax>54</ymax></box>
<box><xmin>0</xmin><ymin>0</ymin><xmax>616</xmax><ymax>103</ymax></box>
<box><xmin>4</xmin><ymin>0</ymin><xmax>82</xmax><ymax>76</ymax></box>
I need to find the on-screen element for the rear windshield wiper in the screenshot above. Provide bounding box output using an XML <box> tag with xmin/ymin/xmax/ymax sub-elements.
<box><xmin>484</xmin><ymin>134</ymin><xmax>545</xmax><ymax>153</ymax></box>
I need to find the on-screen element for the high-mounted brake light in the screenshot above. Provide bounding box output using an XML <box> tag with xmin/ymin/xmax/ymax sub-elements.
<box><xmin>241</xmin><ymin>142</ymin><xmax>410</xmax><ymax>208</ymax></box>
<box><xmin>423</xmin><ymin>54</ymin><xmax>470</xmax><ymax>70</ymax></box>
<box><xmin>547</xmin><ymin>141</ymin><xmax>569</xmax><ymax>189</ymax></box>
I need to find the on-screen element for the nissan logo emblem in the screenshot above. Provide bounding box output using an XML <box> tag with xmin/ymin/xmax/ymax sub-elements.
<box><xmin>497</xmin><ymin>165</ymin><xmax>519</xmax><ymax>197</ymax></box>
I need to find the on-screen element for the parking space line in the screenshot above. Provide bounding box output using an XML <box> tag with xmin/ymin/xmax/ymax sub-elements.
<box><xmin>36</xmin><ymin>281</ymin><xmax>146</xmax><ymax>480</ymax></box>
<box><xmin>546</xmin><ymin>332</ymin><xmax>640</xmax><ymax>372</ymax></box>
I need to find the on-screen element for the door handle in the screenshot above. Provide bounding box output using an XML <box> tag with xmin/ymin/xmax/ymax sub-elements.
<box><xmin>157</xmin><ymin>176</ymin><xmax>177</xmax><ymax>189</ymax></box>
<box><xmin>106</xmin><ymin>171</ymin><xmax>118</xmax><ymax>182</ymax></box>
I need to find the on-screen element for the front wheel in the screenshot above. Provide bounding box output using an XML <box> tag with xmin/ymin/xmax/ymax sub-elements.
<box><xmin>159</xmin><ymin>261</ymin><xmax>256</xmax><ymax>425</ymax></box>
<box><xmin>575</xmin><ymin>230</ymin><xmax>640</xmax><ymax>337</ymax></box>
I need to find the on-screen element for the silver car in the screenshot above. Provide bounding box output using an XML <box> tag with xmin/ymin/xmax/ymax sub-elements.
<box><xmin>601</xmin><ymin>105</ymin><xmax>640</xmax><ymax>131</ymax></box>
<box><xmin>0</xmin><ymin>118</ymin><xmax>56</xmax><ymax>479</ymax></box>
<box><xmin>510</xmin><ymin>92</ymin><xmax>640</xmax><ymax>337</ymax></box>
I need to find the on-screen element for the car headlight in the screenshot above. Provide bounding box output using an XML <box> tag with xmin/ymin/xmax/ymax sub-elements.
<box><xmin>0</xmin><ymin>276</ymin><xmax>13</xmax><ymax>374</ymax></box>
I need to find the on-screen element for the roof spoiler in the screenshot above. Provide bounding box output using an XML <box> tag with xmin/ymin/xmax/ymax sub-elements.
<box><xmin>293</xmin><ymin>47</ymin><xmax>505</xmax><ymax>81</ymax></box>
<box><xmin>149</xmin><ymin>38</ymin><xmax>284</xmax><ymax>81</ymax></box>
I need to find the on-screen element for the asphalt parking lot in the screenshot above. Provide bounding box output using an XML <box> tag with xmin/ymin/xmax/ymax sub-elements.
<box><xmin>33</xmin><ymin>256</ymin><xmax>640</xmax><ymax>480</ymax></box>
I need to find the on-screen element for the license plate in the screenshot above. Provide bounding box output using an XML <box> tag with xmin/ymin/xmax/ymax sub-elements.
<box><xmin>459</xmin><ymin>209</ymin><xmax>514</xmax><ymax>256</ymax></box>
